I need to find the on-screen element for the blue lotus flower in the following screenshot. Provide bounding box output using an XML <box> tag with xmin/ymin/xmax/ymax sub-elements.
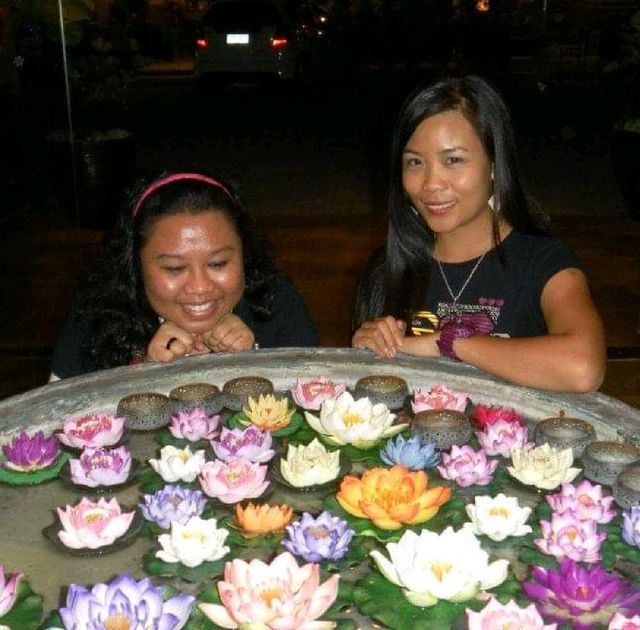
<box><xmin>59</xmin><ymin>573</ymin><xmax>194</xmax><ymax>629</ymax></box>
<box><xmin>282</xmin><ymin>511</ymin><xmax>354</xmax><ymax>562</ymax></box>
<box><xmin>622</xmin><ymin>506</ymin><xmax>640</xmax><ymax>547</ymax></box>
<box><xmin>380</xmin><ymin>434</ymin><xmax>440</xmax><ymax>470</ymax></box>
<box><xmin>140</xmin><ymin>484</ymin><xmax>207</xmax><ymax>529</ymax></box>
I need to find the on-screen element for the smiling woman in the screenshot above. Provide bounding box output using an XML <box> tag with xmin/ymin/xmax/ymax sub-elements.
<box><xmin>49</xmin><ymin>172</ymin><xmax>318</xmax><ymax>380</ymax></box>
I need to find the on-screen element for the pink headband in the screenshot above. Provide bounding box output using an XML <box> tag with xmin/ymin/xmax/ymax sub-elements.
<box><xmin>133</xmin><ymin>173</ymin><xmax>232</xmax><ymax>218</ymax></box>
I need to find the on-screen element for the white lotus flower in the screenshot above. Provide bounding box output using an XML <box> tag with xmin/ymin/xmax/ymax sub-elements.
<box><xmin>507</xmin><ymin>443</ymin><xmax>581</xmax><ymax>491</ymax></box>
<box><xmin>279</xmin><ymin>438</ymin><xmax>341</xmax><ymax>487</ymax></box>
<box><xmin>148</xmin><ymin>445</ymin><xmax>205</xmax><ymax>483</ymax></box>
<box><xmin>304</xmin><ymin>391</ymin><xmax>407</xmax><ymax>449</ymax></box>
<box><xmin>370</xmin><ymin>526</ymin><xmax>509</xmax><ymax>607</ymax></box>
<box><xmin>156</xmin><ymin>516</ymin><xmax>230</xmax><ymax>568</ymax></box>
<box><xmin>463</xmin><ymin>493</ymin><xmax>533</xmax><ymax>542</ymax></box>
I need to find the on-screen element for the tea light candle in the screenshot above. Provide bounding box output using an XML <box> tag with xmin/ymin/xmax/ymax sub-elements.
<box><xmin>116</xmin><ymin>392</ymin><xmax>170</xmax><ymax>431</ymax></box>
<box><xmin>613</xmin><ymin>466</ymin><xmax>640</xmax><ymax>509</ymax></box>
<box><xmin>169</xmin><ymin>383</ymin><xmax>222</xmax><ymax>415</ymax></box>
<box><xmin>222</xmin><ymin>376</ymin><xmax>274</xmax><ymax>411</ymax></box>
<box><xmin>354</xmin><ymin>375</ymin><xmax>408</xmax><ymax>411</ymax></box>
<box><xmin>411</xmin><ymin>409</ymin><xmax>472</xmax><ymax>450</ymax></box>
<box><xmin>581</xmin><ymin>441</ymin><xmax>640</xmax><ymax>486</ymax></box>
<box><xmin>617</xmin><ymin>426</ymin><xmax>640</xmax><ymax>451</ymax></box>
<box><xmin>534</xmin><ymin>416</ymin><xmax>596</xmax><ymax>458</ymax></box>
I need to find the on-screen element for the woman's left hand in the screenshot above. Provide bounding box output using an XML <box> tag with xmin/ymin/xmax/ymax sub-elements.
<box><xmin>202</xmin><ymin>313</ymin><xmax>255</xmax><ymax>353</ymax></box>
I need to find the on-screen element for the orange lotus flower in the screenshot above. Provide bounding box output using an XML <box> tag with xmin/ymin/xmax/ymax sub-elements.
<box><xmin>336</xmin><ymin>464</ymin><xmax>451</xmax><ymax>530</ymax></box>
<box><xmin>236</xmin><ymin>502</ymin><xmax>293</xmax><ymax>535</ymax></box>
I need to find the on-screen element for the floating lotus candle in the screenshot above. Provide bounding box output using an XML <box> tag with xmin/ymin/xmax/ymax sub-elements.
<box><xmin>609</xmin><ymin>612</ymin><xmax>640</xmax><ymax>629</ymax></box>
<box><xmin>68</xmin><ymin>445</ymin><xmax>132</xmax><ymax>487</ymax></box>
<box><xmin>140</xmin><ymin>485</ymin><xmax>207</xmax><ymax>529</ymax></box>
<box><xmin>380</xmin><ymin>434</ymin><xmax>440</xmax><ymax>470</ymax></box>
<box><xmin>168</xmin><ymin>407</ymin><xmax>220</xmax><ymax>442</ymax></box>
<box><xmin>156</xmin><ymin>516</ymin><xmax>230</xmax><ymax>568</ymax></box>
<box><xmin>235</xmin><ymin>502</ymin><xmax>293</xmax><ymax>535</ymax></box>
<box><xmin>412</xmin><ymin>410</ymin><xmax>473</xmax><ymax>450</ymax></box>
<box><xmin>222</xmin><ymin>376</ymin><xmax>274</xmax><ymax>411</ymax></box>
<box><xmin>283</xmin><ymin>511</ymin><xmax>354</xmax><ymax>562</ymax></box>
<box><xmin>304</xmin><ymin>391</ymin><xmax>407</xmax><ymax>449</ymax></box>
<box><xmin>472</xmin><ymin>404</ymin><xmax>523</xmax><ymax>430</ymax></box>
<box><xmin>411</xmin><ymin>383</ymin><xmax>469</xmax><ymax>414</ymax></box>
<box><xmin>463</xmin><ymin>493</ymin><xmax>532</xmax><ymax>542</ymax></box>
<box><xmin>58</xmin><ymin>573</ymin><xmax>194</xmax><ymax>629</ymax></box>
<box><xmin>197</xmin><ymin>552</ymin><xmax>339</xmax><ymax>629</ymax></box>
<box><xmin>0</xmin><ymin>566</ymin><xmax>22</xmax><ymax>618</ymax></box>
<box><xmin>168</xmin><ymin>382</ymin><xmax>222</xmax><ymax>416</ymax></box>
<box><xmin>289</xmin><ymin>376</ymin><xmax>347</xmax><ymax>410</ymax></box>
<box><xmin>535</xmin><ymin>512</ymin><xmax>605</xmax><ymax>563</ymax></box>
<box><xmin>507</xmin><ymin>443</ymin><xmax>581</xmax><ymax>491</ymax></box>
<box><xmin>581</xmin><ymin>441</ymin><xmax>640</xmax><ymax>486</ymax></box>
<box><xmin>337</xmin><ymin>464</ymin><xmax>450</xmax><ymax>529</ymax></box>
<box><xmin>534</xmin><ymin>414</ymin><xmax>596</xmax><ymax>458</ymax></box>
<box><xmin>614</xmin><ymin>467</ymin><xmax>640</xmax><ymax>509</ymax></box>
<box><xmin>211</xmin><ymin>425</ymin><xmax>275</xmax><ymax>463</ymax></box>
<box><xmin>56</xmin><ymin>497</ymin><xmax>135</xmax><ymax>549</ymax></box>
<box><xmin>370</xmin><ymin>527</ymin><xmax>509</xmax><ymax>606</ymax></box>
<box><xmin>438</xmin><ymin>444</ymin><xmax>499</xmax><ymax>487</ymax></box>
<box><xmin>546</xmin><ymin>480</ymin><xmax>616</xmax><ymax>524</ymax></box>
<box><xmin>354</xmin><ymin>375</ymin><xmax>409</xmax><ymax>410</ymax></box>
<box><xmin>476</xmin><ymin>419</ymin><xmax>532</xmax><ymax>458</ymax></box>
<box><xmin>1</xmin><ymin>430</ymin><xmax>58</xmax><ymax>472</ymax></box>
<box><xmin>466</xmin><ymin>598</ymin><xmax>556</xmax><ymax>629</ymax></box>
<box><xmin>199</xmin><ymin>458</ymin><xmax>269</xmax><ymax>503</ymax></box>
<box><xmin>148</xmin><ymin>445</ymin><xmax>205</xmax><ymax>483</ymax></box>
<box><xmin>622</xmin><ymin>506</ymin><xmax>640</xmax><ymax>548</ymax></box>
<box><xmin>242</xmin><ymin>393</ymin><xmax>295</xmax><ymax>432</ymax></box>
<box><xmin>116</xmin><ymin>392</ymin><xmax>170</xmax><ymax>431</ymax></box>
<box><xmin>279</xmin><ymin>438</ymin><xmax>341</xmax><ymax>487</ymax></box>
<box><xmin>58</xmin><ymin>413</ymin><xmax>125</xmax><ymax>449</ymax></box>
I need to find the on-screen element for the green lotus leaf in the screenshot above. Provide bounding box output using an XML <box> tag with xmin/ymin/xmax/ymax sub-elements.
<box><xmin>0</xmin><ymin>452</ymin><xmax>69</xmax><ymax>486</ymax></box>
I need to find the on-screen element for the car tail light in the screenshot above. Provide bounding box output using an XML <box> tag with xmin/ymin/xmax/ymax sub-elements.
<box><xmin>196</xmin><ymin>38</ymin><xmax>208</xmax><ymax>49</ymax></box>
<box><xmin>270</xmin><ymin>34</ymin><xmax>288</xmax><ymax>49</ymax></box>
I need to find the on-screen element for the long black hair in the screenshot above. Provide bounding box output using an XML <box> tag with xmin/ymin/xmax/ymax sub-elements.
<box><xmin>354</xmin><ymin>75</ymin><xmax>548</xmax><ymax>327</ymax></box>
<box><xmin>75</xmin><ymin>172</ymin><xmax>277</xmax><ymax>368</ymax></box>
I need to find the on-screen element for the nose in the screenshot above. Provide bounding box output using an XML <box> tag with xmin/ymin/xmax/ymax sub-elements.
<box><xmin>421</xmin><ymin>164</ymin><xmax>446</xmax><ymax>192</ymax></box>
<box><xmin>184</xmin><ymin>267</ymin><xmax>215</xmax><ymax>294</ymax></box>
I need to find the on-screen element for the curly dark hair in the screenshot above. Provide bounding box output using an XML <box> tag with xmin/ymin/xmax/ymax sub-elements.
<box><xmin>75</xmin><ymin>172</ymin><xmax>277</xmax><ymax>369</ymax></box>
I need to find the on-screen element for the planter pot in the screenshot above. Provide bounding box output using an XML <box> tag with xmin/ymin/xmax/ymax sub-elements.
<box><xmin>610</xmin><ymin>129</ymin><xmax>640</xmax><ymax>220</ymax></box>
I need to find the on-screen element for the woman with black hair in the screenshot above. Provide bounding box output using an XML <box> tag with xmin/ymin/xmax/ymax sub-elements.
<box><xmin>352</xmin><ymin>75</ymin><xmax>605</xmax><ymax>392</ymax></box>
<box><xmin>50</xmin><ymin>172</ymin><xmax>317</xmax><ymax>379</ymax></box>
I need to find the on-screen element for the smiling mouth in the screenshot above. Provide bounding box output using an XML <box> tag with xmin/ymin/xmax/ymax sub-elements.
<box><xmin>422</xmin><ymin>200</ymin><xmax>456</xmax><ymax>213</ymax></box>
<box><xmin>182</xmin><ymin>302</ymin><xmax>215</xmax><ymax>314</ymax></box>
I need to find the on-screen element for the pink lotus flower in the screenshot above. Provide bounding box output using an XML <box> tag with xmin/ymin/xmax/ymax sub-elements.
<box><xmin>472</xmin><ymin>404</ymin><xmax>523</xmax><ymax>430</ymax></box>
<box><xmin>438</xmin><ymin>444</ymin><xmax>499</xmax><ymax>487</ymax></box>
<box><xmin>290</xmin><ymin>376</ymin><xmax>347</xmax><ymax>411</ymax></box>
<box><xmin>57</xmin><ymin>497</ymin><xmax>135</xmax><ymax>549</ymax></box>
<box><xmin>58</xmin><ymin>413</ymin><xmax>125</xmax><ymax>449</ymax></box>
<box><xmin>411</xmin><ymin>384</ymin><xmax>468</xmax><ymax>414</ymax></box>
<box><xmin>467</xmin><ymin>597</ymin><xmax>557</xmax><ymax>629</ymax></box>
<box><xmin>609</xmin><ymin>612</ymin><xmax>640</xmax><ymax>629</ymax></box>
<box><xmin>546</xmin><ymin>480</ymin><xmax>616</xmax><ymax>524</ymax></box>
<box><xmin>198</xmin><ymin>551</ymin><xmax>339</xmax><ymax>629</ymax></box>
<box><xmin>535</xmin><ymin>512</ymin><xmax>606</xmax><ymax>563</ymax></box>
<box><xmin>169</xmin><ymin>407</ymin><xmax>220</xmax><ymax>442</ymax></box>
<box><xmin>211</xmin><ymin>426</ymin><xmax>275</xmax><ymax>463</ymax></box>
<box><xmin>0</xmin><ymin>565</ymin><xmax>22</xmax><ymax>617</ymax></box>
<box><xmin>199</xmin><ymin>459</ymin><xmax>269</xmax><ymax>504</ymax></box>
<box><xmin>68</xmin><ymin>445</ymin><xmax>132</xmax><ymax>487</ymax></box>
<box><xmin>476</xmin><ymin>419</ymin><xmax>532</xmax><ymax>457</ymax></box>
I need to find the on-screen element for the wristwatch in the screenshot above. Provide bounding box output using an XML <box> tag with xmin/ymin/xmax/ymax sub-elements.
<box><xmin>436</xmin><ymin>324</ymin><xmax>476</xmax><ymax>361</ymax></box>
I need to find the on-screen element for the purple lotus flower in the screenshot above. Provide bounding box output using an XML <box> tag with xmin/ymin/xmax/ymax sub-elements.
<box><xmin>69</xmin><ymin>445</ymin><xmax>132</xmax><ymax>487</ymax></box>
<box><xmin>1</xmin><ymin>430</ymin><xmax>59</xmax><ymax>472</ymax></box>
<box><xmin>169</xmin><ymin>407</ymin><xmax>220</xmax><ymax>442</ymax></box>
<box><xmin>546</xmin><ymin>480</ymin><xmax>616</xmax><ymax>524</ymax></box>
<box><xmin>535</xmin><ymin>512</ymin><xmax>606</xmax><ymax>563</ymax></box>
<box><xmin>210</xmin><ymin>425</ymin><xmax>275</xmax><ymax>463</ymax></box>
<box><xmin>140</xmin><ymin>485</ymin><xmax>207</xmax><ymax>529</ymax></box>
<box><xmin>58</xmin><ymin>572</ymin><xmax>194</xmax><ymax>629</ymax></box>
<box><xmin>476</xmin><ymin>419</ymin><xmax>532</xmax><ymax>457</ymax></box>
<box><xmin>522</xmin><ymin>559</ymin><xmax>640</xmax><ymax>630</ymax></box>
<box><xmin>622</xmin><ymin>506</ymin><xmax>640</xmax><ymax>548</ymax></box>
<box><xmin>0</xmin><ymin>565</ymin><xmax>22</xmax><ymax>616</ymax></box>
<box><xmin>282</xmin><ymin>511</ymin><xmax>354</xmax><ymax>562</ymax></box>
<box><xmin>380</xmin><ymin>434</ymin><xmax>440</xmax><ymax>470</ymax></box>
<box><xmin>437</xmin><ymin>444</ymin><xmax>499</xmax><ymax>487</ymax></box>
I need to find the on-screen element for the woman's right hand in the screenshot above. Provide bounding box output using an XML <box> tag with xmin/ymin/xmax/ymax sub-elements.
<box><xmin>145</xmin><ymin>321</ymin><xmax>208</xmax><ymax>363</ymax></box>
<box><xmin>351</xmin><ymin>316</ymin><xmax>406</xmax><ymax>358</ymax></box>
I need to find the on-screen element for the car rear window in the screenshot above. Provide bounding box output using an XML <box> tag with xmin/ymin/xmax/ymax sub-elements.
<box><xmin>203</xmin><ymin>2</ymin><xmax>283</xmax><ymax>31</ymax></box>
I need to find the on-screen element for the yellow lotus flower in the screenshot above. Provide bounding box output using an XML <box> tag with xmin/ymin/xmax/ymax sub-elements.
<box><xmin>243</xmin><ymin>394</ymin><xmax>295</xmax><ymax>432</ymax></box>
<box><xmin>280</xmin><ymin>438</ymin><xmax>341</xmax><ymax>487</ymax></box>
<box><xmin>337</xmin><ymin>465</ymin><xmax>451</xmax><ymax>530</ymax></box>
<box><xmin>236</xmin><ymin>502</ymin><xmax>293</xmax><ymax>535</ymax></box>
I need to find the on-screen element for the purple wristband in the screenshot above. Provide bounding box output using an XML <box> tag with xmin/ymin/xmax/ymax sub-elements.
<box><xmin>436</xmin><ymin>325</ymin><xmax>476</xmax><ymax>361</ymax></box>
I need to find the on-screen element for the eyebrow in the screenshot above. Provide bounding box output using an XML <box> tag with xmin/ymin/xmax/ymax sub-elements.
<box><xmin>403</xmin><ymin>146</ymin><xmax>470</xmax><ymax>155</ymax></box>
<box><xmin>155</xmin><ymin>246</ymin><xmax>235</xmax><ymax>260</ymax></box>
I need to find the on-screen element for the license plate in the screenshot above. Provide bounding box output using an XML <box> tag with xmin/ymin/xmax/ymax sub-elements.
<box><xmin>226</xmin><ymin>33</ymin><xmax>249</xmax><ymax>44</ymax></box>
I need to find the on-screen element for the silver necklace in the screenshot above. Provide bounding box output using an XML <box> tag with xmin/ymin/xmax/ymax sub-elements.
<box><xmin>436</xmin><ymin>251</ymin><xmax>487</xmax><ymax>313</ymax></box>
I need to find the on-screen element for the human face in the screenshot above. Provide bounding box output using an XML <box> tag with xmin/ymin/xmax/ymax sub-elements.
<box><xmin>140</xmin><ymin>210</ymin><xmax>245</xmax><ymax>335</ymax></box>
<box><xmin>402</xmin><ymin>109</ymin><xmax>494</xmax><ymax>243</ymax></box>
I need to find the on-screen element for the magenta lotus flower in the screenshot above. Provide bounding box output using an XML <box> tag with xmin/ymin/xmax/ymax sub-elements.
<box><xmin>58</xmin><ymin>413</ymin><xmax>125</xmax><ymax>449</ymax></box>
<box><xmin>437</xmin><ymin>444</ymin><xmax>499</xmax><ymax>487</ymax></box>
<box><xmin>169</xmin><ymin>407</ymin><xmax>220</xmax><ymax>442</ymax></box>
<box><xmin>68</xmin><ymin>445</ymin><xmax>132</xmax><ymax>487</ymax></box>
<box><xmin>0</xmin><ymin>566</ymin><xmax>22</xmax><ymax>617</ymax></box>
<box><xmin>546</xmin><ymin>480</ymin><xmax>616</xmax><ymax>524</ymax></box>
<box><xmin>199</xmin><ymin>458</ymin><xmax>269</xmax><ymax>504</ymax></box>
<box><xmin>198</xmin><ymin>551</ymin><xmax>339</xmax><ymax>629</ymax></box>
<box><xmin>535</xmin><ymin>511</ymin><xmax>606</xmax><ymax>563</ymax></box>
<box><xmin>523</xmin><ymin>559</ymin><xmax>640</xmax><ymax>630</ymax></box>
<box><xmin>411</xmin><ymin>384</ymin><xmax>468</xmax><ymax>414</ymax></box>
<box><xmin>290</xmin><ymin>376</ymin><xmax>347</xmax><ymax>411</ymax></box>
<box><xmin>472</xmin><ymin>404</ymin><xmax>523</xmax><ymax>430</ymax></box>
<box><xmin>466</xmin><ymin>597</ymin><xmax>557</xmax><ymax>629</ymax></box>
<box><xmin>211</xmin><ymin>425</ymin><xmax>275</xmax><ymax>463</ymax></box>
<box><xmin>609</xmin><ymin>612</ymin><xmax>640</xmax><ymax>629</ymax></box>
<box><xmin>57</xmin><ymin>497</ymin><xmax>135</xmax><ymax>549</ymax></box>
<box><xmin>476</xmin><ymin>419</ymin><xmax>532</xmax><ymax>457</ymax></box>
<box><xmin>1</xmin><ymin>430</ymin><xmax>59</xmax><ymax>471</ymax></box>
